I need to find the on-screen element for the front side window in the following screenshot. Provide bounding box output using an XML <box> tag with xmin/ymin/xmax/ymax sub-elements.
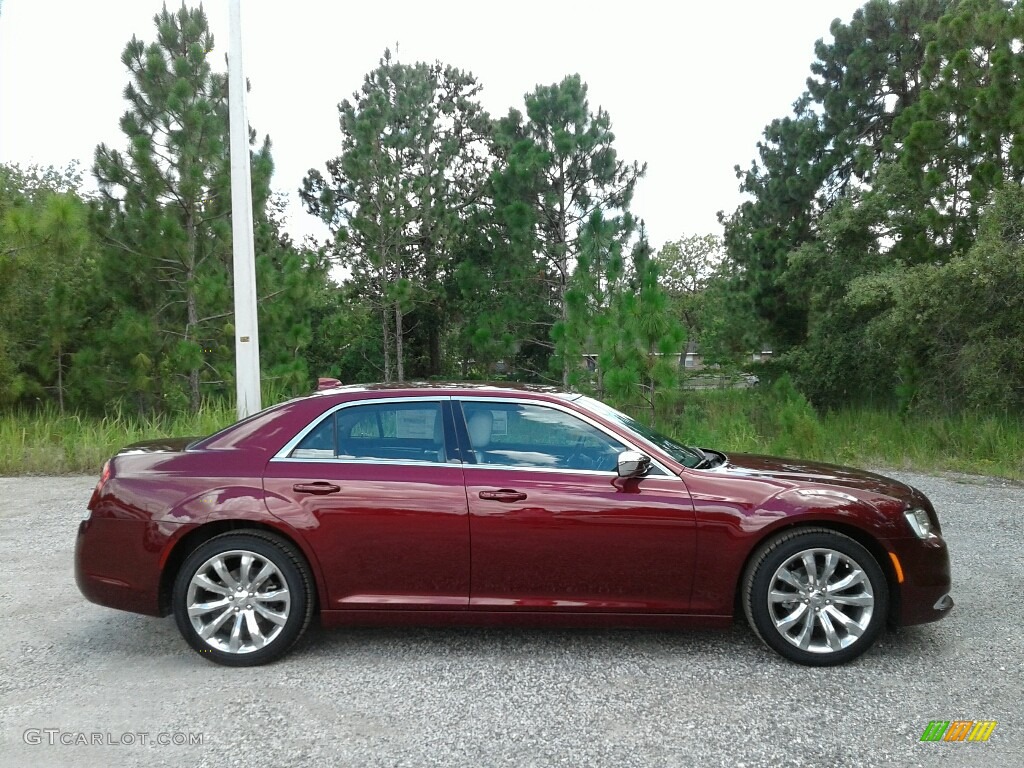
<box><xmin>461</xmin><ymin>402</ymin><xmax>625</xmax><ymax>472</ymax></box>
<box><xmin>575</xmin><ymin>395</ymin><xmax>705</xmax><ymax>468</ymax></box>
<box><xmin>290</xmin><ymin>401</ymin><xmax>448</xmax><ymax>464</ymax></box>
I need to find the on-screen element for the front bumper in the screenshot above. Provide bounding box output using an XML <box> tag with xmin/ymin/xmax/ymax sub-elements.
<box><xmin>887</xmin><ymin>534</ymin><xmax>953</xmax><ymax>626</ymax></box>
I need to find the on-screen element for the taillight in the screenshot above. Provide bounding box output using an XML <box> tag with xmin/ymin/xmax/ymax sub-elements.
<box><xmin>88</xmin><ymin>460</ymin><xmax>112</xmax><ymax>510</ymax></box>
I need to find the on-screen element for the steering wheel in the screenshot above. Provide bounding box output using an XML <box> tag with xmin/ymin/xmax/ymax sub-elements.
<box><xmin>564</xmin><ymin>436</ymin><xmax>590</xmax><ymax>470</ymax></box>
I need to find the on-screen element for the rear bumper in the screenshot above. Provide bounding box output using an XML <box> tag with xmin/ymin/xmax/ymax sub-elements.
<box><xmin>74</xmin><ymin>517</ymin><xmax>169</xmax><ymax>617</ymax></box>
<box><xmin>887</xmin><ymin>534</ymin><xmax>953</xmax><ymax>626</ymax></box>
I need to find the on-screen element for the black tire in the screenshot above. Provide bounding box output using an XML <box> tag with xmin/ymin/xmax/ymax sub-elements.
<box><xmin>172</xmin><ymin>531</ymin><xmax>314</xmax><ymax>666</ymax></box>
<box><xmin>742</xmin><ymin>528</ymin><xmax>888</xmax><ymax>666</ymax></box>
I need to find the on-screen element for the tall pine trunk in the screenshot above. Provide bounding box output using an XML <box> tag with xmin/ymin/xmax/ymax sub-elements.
<box><xmin>428</xmin><ymin>323</ymin><xmax>441</xmax><ymax>377</ymax></box>
<box><xmin>186</xmin><ymin>215</ymin><xmax>200</xmax><ymax>412</ymax></box>
<box><xmin>395</xmin><ymin>302</ymin><xmax>405</xmax><ymax>383</ymax></box>
<box><xmin>382</xmin><ymin>306</ymin><xmax>392</xmax><ymax>383</ymax></box>
<box><xmin>56</xmin><ymin>343</ymin><xmax>65</xmax><ymax>415</ymax></box>
<box><xmin>558</xmin><ymin>169</ymin><xmax>569</xmax><ymax>389</ymax></box>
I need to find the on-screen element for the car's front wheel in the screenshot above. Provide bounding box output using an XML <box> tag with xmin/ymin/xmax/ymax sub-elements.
<box><xmin>743</xmin><ymin>528</ymin><xmax>888</xmax><ymax>666</ymax></box>
<box><xmin>172</xmin><ymin>531</ymin><xmax>314</xmax><ymax>666</ymax></box>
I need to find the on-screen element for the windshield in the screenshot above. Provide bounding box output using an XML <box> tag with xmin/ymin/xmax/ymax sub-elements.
<box><xmin>575</xmin><ymin>396</ymin><xmax>707</xmax><ymax>469</ymax></box>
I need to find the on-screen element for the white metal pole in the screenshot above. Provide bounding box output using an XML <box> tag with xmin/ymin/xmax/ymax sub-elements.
<box><xmin>228</xmin><ymin>0</ymin><xmax>262</xmax><ymax>418</ymax></box>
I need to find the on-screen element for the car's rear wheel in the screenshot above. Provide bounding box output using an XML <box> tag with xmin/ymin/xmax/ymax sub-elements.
<box><xmin>743</xmin><ymin>528</ymin><xmax>888</xmax><ymax>666</ymax></box>
<box><xmin>172</xmin><ymin>531</ymin><xmax>314</xmax><ymax>666</ymax></box>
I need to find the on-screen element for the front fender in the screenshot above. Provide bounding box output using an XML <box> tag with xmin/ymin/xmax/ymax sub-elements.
<box><xmin>687</xmin><ymin>482</ymin><xmax>902</xmax><ymax>615</ymax></box>
<box><xmin>756</xmin><ymin>486</ymin><xmax>906</xmax><ymax>539</ymax></box>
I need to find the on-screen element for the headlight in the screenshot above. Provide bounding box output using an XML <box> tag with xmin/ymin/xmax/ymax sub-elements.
<box><xmin>904</xmin><ymin>508</ymin><xmax>935</xmax><ymax>539</ymax></box>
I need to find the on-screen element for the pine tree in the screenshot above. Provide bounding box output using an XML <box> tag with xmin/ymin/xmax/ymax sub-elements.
<box><xmin>492</xmin><ymin>75</ymin><xmax>646</xmax><ymax>386</ymax></box>
<box><xmin>93</xmin><ymin>4</ymin><xmax>244</xmax><ymax>410</ymax></box>
<box><xmin>600</xmin><ymin>226</ymin><xmax>684</xmax><ymax>424</ymax></box>
<box><xmin>722</xmin><ymin>0</ymin><xmax>949</xmax><ymax>350</ymax></box>
<box><xmin>0</xmin><ymin>164</ymin><xmax>94</xmax><ymax>410</ymax></box>
<box><xmin>90</xmin><ymin>3</ymin><xmax>318</xmax><ymax>412</ymax></box>
<box><xmin>559</xmin><ymin>209</ymin><xmax>632</xmax><ymax>393</ymax></box>
<box><xmin>303</xmin><ymin>50</ymin><xmax>491</xmax><ymax>382</ymax></box>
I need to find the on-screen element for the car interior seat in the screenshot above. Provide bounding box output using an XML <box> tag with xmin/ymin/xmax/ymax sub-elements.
<box><xmin>466</xmin><ymin>410</ymin><xmax>493</xmax><ymax>464</ymax></box>
<box><xmin>432</xmin><ymin>412</ymin><xmax>446</xmax><ymax>462</ymax></box>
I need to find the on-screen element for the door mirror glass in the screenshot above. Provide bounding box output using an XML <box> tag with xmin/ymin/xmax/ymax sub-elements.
<box><xmin>617</xmin><ymin>450</ymin><xmax>651</xmax><ymax>478</ymax></box>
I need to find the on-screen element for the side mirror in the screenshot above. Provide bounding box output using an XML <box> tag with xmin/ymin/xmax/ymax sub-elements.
<box><xmin>617</xmin><ymin>450</ymin><xmax>651</xmax><ymax>478</ymax></box>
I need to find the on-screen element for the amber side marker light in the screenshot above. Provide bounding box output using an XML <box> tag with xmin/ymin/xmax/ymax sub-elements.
<box><xmin>888</xmin><ymin>552</ymin><xmax>905</xmax><ymax>583</ymax></box>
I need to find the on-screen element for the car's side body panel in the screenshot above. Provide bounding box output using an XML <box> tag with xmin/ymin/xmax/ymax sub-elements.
<box><xmin>464</xmin><ymin>468</ymin><xmax>697</xmax><ymax>611</ymax></box>
<box><xmin>681</xmin><ymin>472</ymin><xmax>902</xmax><ymax>614</ymax></box>
<box><xmin>76</xmin><ymin>445</ymin><xmax>293</xmax><ymax>617</ymax></box>
<box><xmin>318</xmin><ymin>608</ymin><xmax>733</xmax><ymax>630</ymax></box>
<box><xmin>263</xmin><ymin>461</ymin><xmax>471</xmax><ymax>610</ymax></box>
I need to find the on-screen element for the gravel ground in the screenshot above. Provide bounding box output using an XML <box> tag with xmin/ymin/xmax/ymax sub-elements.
<box><xmin>1</xmin><ymin>471</ymin><xmax>1022</xmax><ymax>768</ymax></box>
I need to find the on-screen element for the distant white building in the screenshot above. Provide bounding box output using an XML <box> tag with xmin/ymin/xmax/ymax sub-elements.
<box><xmin>681</xmin><ymin>340</ymin><xmax>772</xmax><ymax>370</ymax></box>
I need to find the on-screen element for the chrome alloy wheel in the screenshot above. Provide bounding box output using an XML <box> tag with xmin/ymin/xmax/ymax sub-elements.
<box><xmin>767</xmin><ymin>547</ymin><xmax>874</xmax><ymax>654</ymax></box>
<box><xmin>186</xmin><ymin>550</ymin><xmax>291</xmax><ymax>654</ymax></box>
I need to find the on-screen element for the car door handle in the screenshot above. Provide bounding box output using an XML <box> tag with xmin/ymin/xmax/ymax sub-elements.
<box><xmin>292</xmin><ymin>482</ymin><xmax>341</xmax><ymax>495</ymax></box>
<box><xmin>479</xmin><ymin>489</ymin><xmax>527</xmax><ymax>502</ymax></box>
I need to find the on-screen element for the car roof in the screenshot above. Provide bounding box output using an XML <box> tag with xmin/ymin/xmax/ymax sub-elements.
<box><xmin>193</xmin><ymin>382</ymin><xmax>586</xmax><ymax>453</ymax></box>
<box><xmin>311</xmin><ymin>381</ymin><xmax>581</xmax><ymax>401</ymax></box>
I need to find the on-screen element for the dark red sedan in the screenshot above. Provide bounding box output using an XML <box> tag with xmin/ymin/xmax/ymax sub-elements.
<box><xmin>75</xmin><ymin>383</ymin><xmax>953</xmax><ymax>666</ymax></box>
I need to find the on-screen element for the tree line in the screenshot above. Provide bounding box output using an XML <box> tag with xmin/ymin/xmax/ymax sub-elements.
<box><xmin>1</xmin><ymin>3</ymin><xmax>693</xmax><ymax>417</ymax></box>
<box><xmin>720</xmin><ymin>0</ymin><xmax>1024</xmax><ymax>413</ymax></box>
<box><xmin>3</xmin><ymin>0</ymin><xmax>1023</xmax><ymax>420</ymax></box>
<box><xmin>1</xmin><ymin>6</ymin><xmax>331</xmax><ymax>415</ymax></box>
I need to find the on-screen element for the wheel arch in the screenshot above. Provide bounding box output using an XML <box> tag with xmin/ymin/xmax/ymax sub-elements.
<box><xmin>731</xmin><ymin>519</ymin><xmax>900</xmax><ymax>625</ymax></box>
<box><xmin>158</xmin><ymin>520</ymin><xmax>322</xmax><ymax>617</ymax></box>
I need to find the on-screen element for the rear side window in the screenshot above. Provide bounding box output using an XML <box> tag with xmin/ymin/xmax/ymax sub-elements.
<box><xmin>291</xmin><ymin>415</ymin><xmax>337</xmax><ymax>459</ymax></box>
<box><xmin>290</xmin><ymin>402</ymin><xmax>448</xmax><ymax>464</ymax></box>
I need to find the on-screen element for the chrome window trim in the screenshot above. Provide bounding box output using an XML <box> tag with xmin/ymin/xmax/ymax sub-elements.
<box><xmin>460</xmin><ymin>463</ymin><xmax>627</xmax><ymax>478</ymax></box>
<box><xmin>271</xmin><ymin>396</ymin><xmax>452</xmax><ymax>465</ymax></box>
<box><xmin>272</xmin><ymin>456</ymin><xmax>464</xmax><ymax>469</ymax></box>
<box><xmin>454</xmin><ymin>396</ymin><xmax>674</xmax><ymax>477</ymax></box>
<box><xmin>271</xmin><ymin>457</ymin><xmax>615</xmax><ymax>475</ymax></box>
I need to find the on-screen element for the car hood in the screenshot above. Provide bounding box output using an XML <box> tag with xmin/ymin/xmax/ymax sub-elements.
<box><xmin>717</xmin><ymin>453</ymin><xmax>915</xmax><ymax>501</ymax></box>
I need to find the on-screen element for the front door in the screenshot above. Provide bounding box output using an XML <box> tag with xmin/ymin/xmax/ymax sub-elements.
<box><xmin>457</xmin><ymin>399</ymin><xmax>696</xmax><ymax>612</ymax></box>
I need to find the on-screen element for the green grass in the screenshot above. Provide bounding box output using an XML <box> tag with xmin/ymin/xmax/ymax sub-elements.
<box><xmin>663</xmin><ymin>384</ymin><xmax>1024</xmax><ymax>481</ymax></box>
<box><xmin>0</xmin><ymin>401</ymin><xmax>235</xmax><ymax>476</ymax></box>
<box><xmin>2</xmin><ymin>384</ymin><xmax>1023</xmax><ymax>480</ymax></box>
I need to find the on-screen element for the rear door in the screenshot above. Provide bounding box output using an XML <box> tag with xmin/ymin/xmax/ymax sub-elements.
<box><xmin>263</xmin><ymin>397</ymin><xmax>470</xmax><ymax>610</ymax></box>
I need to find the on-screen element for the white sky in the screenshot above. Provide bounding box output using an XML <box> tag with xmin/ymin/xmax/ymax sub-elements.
<box><xmin>0</xmin><ymin>0</ymin><xmax>866</xmax><ymax>248</ymax></box>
